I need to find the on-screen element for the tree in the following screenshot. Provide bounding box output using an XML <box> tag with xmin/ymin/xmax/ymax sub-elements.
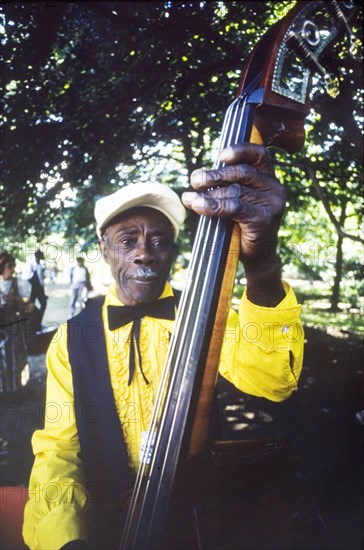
<box><xmin>1</xmin><ymin>1</ymin><xmax>362</xmax><ymax>307</ymax></box>
<box><xmin>1</xmin><ymin>1</ymin><xmax>282</xmax><ymax>241</ymax></box>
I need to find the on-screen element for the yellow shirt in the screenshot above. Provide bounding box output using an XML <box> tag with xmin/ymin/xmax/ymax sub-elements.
<box><xmin>23</xmin><ymin>281</ymin><xmax>303</xmax><ymax>549</ymax></box>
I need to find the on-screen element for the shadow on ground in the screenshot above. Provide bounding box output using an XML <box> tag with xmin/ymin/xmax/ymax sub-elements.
<box><xmin>217</xmin><ymin>326</ymin><xmax>364</xmax><ymax>549</ymax></box>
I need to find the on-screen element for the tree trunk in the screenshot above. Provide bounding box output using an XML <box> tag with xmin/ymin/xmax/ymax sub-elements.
<box><xmin>330</xmin><ymin>201</ymin><xmax>347</xmax><ymax>311</ymax></box>
<box><xmin>330</xmin><ymin>234</ymin><xmax>343</xmax><ymax>312</ymax></box>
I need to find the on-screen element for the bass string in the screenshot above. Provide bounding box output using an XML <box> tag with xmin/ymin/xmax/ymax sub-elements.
<box><xmin>144</xmin><ymin>78</ymin><xmax>257</xmax><ymax>444</ymax></box>
<box><xmin>119</xmin><ymin>192</ymin><xmax>220</xmax><ymax>549</ymax></box>
<box><xmin>122</xmin><ymin>94</ymin><xmax>250</xmax><ymax>547</ymax></box>
<box><xmin>121</xmin><ymin>79</ymin><xmax>257</xmax><ymax>548</ymax></box>
<box><xmin>132</xmin><ymin>95</ymin><xmax>244</xmax><ymax>470</ymax></box>
<box><xmin>155</xmin><ymin>91</ymin><xmax>251</xmax><ymax>388</ymax></box>
<box><xmin>125</xmin><ymin>218</ymin><xmax>230</xmax><ymax>548</ymax></box>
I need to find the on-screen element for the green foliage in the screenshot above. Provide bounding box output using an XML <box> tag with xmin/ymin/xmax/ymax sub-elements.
<box><xmin>1</xmin><ymin>1</ymin><xmax>363</xmax><ymax>308</ymax></box>
<box><xmin>1</xmin><ymin>1</ymin><xmax>296</xmax><ymax>241</ymax></box>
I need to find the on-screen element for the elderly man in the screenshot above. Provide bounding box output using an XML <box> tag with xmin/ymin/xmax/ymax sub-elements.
<box><xmin>23</xmin><ymin>144</ymin><xmax>303</xmax><ymax>550</ymax></box>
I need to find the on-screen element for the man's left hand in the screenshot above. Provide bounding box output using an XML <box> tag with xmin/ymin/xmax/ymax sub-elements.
<box><xmin>182</xmin><ymin>142</ymin><xmax>286</xmax><ymax>264</ymax></box>
<box><xmin>182</xmin><ymin>143</ymin><xmax>286</xmax><ymax>306</ymax></box>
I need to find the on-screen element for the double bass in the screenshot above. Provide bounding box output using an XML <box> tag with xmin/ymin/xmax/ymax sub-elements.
<box><xmin>120</xmin><ymin>2</ymin><xmax>360</xmax><ymax>549</ymax></box>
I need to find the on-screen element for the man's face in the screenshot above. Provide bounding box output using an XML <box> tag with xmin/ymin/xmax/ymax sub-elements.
<box><xmin>99</xmin><ymin>207</ymin><xmax>175</xmax><ymax>305</ymax></box>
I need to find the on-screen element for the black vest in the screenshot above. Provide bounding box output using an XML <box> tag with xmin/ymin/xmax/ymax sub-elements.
<box><xmin>67</xmin><ymin>297</ymin><xmax>133</xmax><ymax>549</ymax></box>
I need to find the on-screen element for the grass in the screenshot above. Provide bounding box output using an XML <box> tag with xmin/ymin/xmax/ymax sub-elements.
<box><xmin>293</xmin><ymin>284</ymin><xmax>363</xmax><ymax>337</ymax></box>
<box><xmin>233</xmin><ymin>280</ymin><xmax>363</xmax><ymax>337</ymax></box>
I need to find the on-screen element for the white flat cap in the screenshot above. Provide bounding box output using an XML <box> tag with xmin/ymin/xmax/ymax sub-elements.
<box><xmin>94</xmin><ymin>182</ymin><xmax>186</xmax><ymax>240</ymax></box>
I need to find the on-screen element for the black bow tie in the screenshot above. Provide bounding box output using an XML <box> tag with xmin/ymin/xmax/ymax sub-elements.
<box><xmin>107</xmin><ymin>296</ymin><xmax>176</xmax><ymax>330</ymax></box>
<box><xmin>107</xmin><ymin>296</ymin><xmax>177</xmax><ymax>385</ymax></box>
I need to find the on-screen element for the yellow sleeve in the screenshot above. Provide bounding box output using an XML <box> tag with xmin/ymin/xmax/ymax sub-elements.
<box><xmin>23</xmin><ymin>325</ymin><xmax>89</xmax><ymax>550</ymax></box>
<box><xmin>219</xmin><ymin>281</ymin><xmax>304</xmax><ymax>402</ymax></box>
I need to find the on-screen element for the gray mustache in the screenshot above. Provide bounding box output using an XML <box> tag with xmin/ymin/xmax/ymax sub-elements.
<box><xmin>132</xmin><ymin>267</ymin><xmax>159</xmax><ymax>279</ymax></box>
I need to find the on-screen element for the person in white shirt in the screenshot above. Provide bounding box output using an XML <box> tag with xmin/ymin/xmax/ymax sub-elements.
<box><xmin>69</xmin><ymin>257</ymin><xmax>91</xmax><ymax>317</ymax></box>
<box><xmin>21</xmin><ymin>249</ymin><xmax>47</xmax><ymax>323</ymax></box>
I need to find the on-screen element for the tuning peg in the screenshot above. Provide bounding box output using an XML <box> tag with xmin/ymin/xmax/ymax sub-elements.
<box><xmin>323</xmin><ymin>73</ymin><xmax>340</xmax><ymax>99</ymax></box>
<box><xmin>348</xmin><ymin>35</ymin><xmax>360</xmax><ymax>57</ymax></box>
<box><xmin>287</xmin><ymin>31</ymin><xmax>340</xmax><ymax>98</ymax></box>
<box><xmin>329</xmin><ymin>1</ymin><xmax>358</xmax><ymax>58</ymax></box>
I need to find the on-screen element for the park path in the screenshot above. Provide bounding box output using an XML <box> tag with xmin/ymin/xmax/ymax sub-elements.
<box><xmin>42</xmin><ymin>281</ymin><xmax>70</xmax><ymax>326</ymax></box>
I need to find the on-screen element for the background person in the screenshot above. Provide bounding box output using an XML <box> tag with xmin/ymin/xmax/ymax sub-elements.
<box><xmin>21</xmin><ymin>249</ymin><xmax>48</xmax><ymax>324</ymax></box>
<box><xmin>69</xmin><ymin>257</ymin><xmax>92</xmax><ymax>317</ymax></box>
<box><xmin>49</xmin><ymin>263</ymin><xmax>60</xmax><ymax>284</ymax></box>
<box><xmin>0</xmin><ymin>251</ymin><xmax>33</xmax><ymax>394</ymax></box>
